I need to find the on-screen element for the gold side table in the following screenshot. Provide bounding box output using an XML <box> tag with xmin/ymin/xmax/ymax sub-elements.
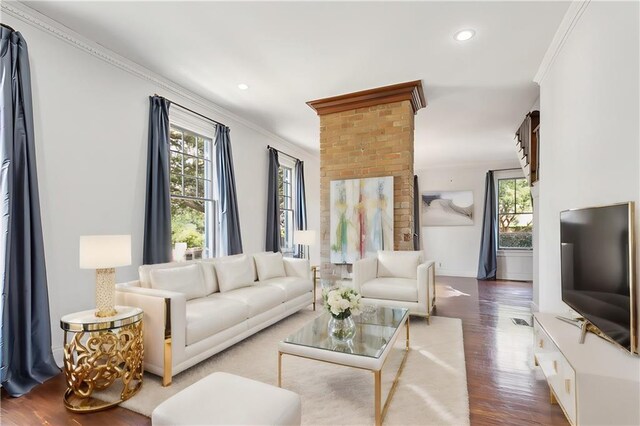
<box><xmin>60</xmin><ymin>306</ymin><xmax>144</xmax><ymax>412</ymax></box>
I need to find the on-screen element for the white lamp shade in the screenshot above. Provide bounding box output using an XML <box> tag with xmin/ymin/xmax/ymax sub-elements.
<box><xmin>80</xmin><ymin>235</ymin><xmax>132</xmax><ymax>269</ymax></box>
<box><xmin>294</xmin><ymin>230</ymin><xmax>316</xmax><ymax>246</ymax></box>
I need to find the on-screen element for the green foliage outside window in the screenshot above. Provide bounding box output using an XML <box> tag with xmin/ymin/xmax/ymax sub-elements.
<box><xmin>498</xmin><ymin>178</ymin><xmax>533</xmax><ymax>249</ymax></box>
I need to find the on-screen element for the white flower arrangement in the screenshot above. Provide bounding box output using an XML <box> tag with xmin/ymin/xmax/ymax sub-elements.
<box><xmin>322</xmin><ymin>286</ymin><xmax>363</xmax><ymax>319</ymax></box>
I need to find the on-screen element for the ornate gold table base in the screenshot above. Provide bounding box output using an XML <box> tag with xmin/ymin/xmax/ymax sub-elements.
<box><xmin>63</xmin><ymin>320</ymin><xmax>144</xmax><ymax>412</ymax></box>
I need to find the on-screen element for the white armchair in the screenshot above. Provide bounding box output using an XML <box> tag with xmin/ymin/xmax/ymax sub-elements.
<box><xmin>353</xmin><ymin>251</ymin><xmax>436</xmax><ymax>322</ymax></box>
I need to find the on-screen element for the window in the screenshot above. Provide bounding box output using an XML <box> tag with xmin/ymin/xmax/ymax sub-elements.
<box><xmin>169</xmin><ymin>125</ymin><xmax>216</xmax><ymax>259</ymax></box>
<box><xmin>497</xmin><ymin>177</ymin><xmax>532</xmax><ymax>250</ymax></box>
<box><xmin>278</xmin><ymin>163</ymin><xmax>295</xmax><ymax>255</ymax></box>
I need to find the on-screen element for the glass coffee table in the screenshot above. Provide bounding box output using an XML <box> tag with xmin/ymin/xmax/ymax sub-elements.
<box><xmin>278</xmin><ymin>306</ymin><xmax>410</xmax><ymax>426</ymax></box>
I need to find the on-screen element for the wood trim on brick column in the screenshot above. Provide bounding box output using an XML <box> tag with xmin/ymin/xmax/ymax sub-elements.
<box><xmin>307</xmin><ymin>80</ymin><xmax>427</xmax><ymax>116</ymax></box>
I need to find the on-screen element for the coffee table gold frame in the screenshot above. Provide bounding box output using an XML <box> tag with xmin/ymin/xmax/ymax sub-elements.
<box><xmin>278</xmin><ymin>316</ymin><xmax>410</xmax><ymax>426</ymax></box>
<box><xmin>61</xmin><ymin>308</ymin><xmax>144</xmax><ymax>413</ymax></box>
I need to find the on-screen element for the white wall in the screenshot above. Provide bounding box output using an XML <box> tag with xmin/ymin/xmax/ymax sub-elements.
<box><xmin>3</xmin><ymin>10</ymin><xmax>320</xmax><ymax>360</ymax></box>
<box><xmin>536</xmin><ymin>1</ymin><xmax>639</xmax><ymax>322</ymax></box>
<box><xmin>416</xmin><ymin>161</ymin><xmax>531</xmax><ymax>279</ymax></box>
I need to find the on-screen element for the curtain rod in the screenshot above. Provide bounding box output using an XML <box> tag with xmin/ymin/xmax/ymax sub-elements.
<box><xmin>153</xmin><ymin>94</ymin><xmax>226</xmax><ymax>128</ymax></box>
<box><xmin>491</xmin><ymin>167</ymin><xmax>522</xmax><ymax>172</ymax></box>
<box><xmin>267</xmin><ymin>145</ymin><xmax>299</xmax><ymax>162</ymax></box>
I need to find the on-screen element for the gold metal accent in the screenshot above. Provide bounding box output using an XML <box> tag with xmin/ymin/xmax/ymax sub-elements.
<box><xmin>62</xmin><ymin>317</ymin><xmax>143</xmax><ymax>412</ymax></box>
<box><xmin>61</xmin><ymin>312</ymin><xmax>143</xmax><ymax>332</ymax></box>
<box><xmin>95</xmin><ymin>268</ymin><xmax>118</xmax><ymax>317</ymax></box>
<box><xmin>278</xmin><ymin>312</ymin><xmax>410</xmax><ymax>425</ymax></box>
<box><xmin>163</xmin><ymin>297</ymin><xmax>173</xmax><ymax>387</ymax></box>
<box><xmin>553</xmin><ymin>360</ymin><xmax>558</xmax><ymax>373</ymax></box>
<box><xmin>538</xmin><ymin>339</ymin><xmax>544</xmax><ymax>349</ymax></box>
<box><xmin>549</xmin><ymin>386</ymin><xmax>558</xmax><ymax>404</ymax></box>
<box><xmin>565</xmin><ymin>378</ymin><xmax>571</xmax><ymax>394</ymax></box>
<box><xmin>560</xmin><ymin>201</ymin><xmax>638</xmax><ymax>355</ymax></box>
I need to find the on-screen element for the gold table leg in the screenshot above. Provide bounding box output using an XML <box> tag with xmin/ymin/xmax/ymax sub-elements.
<box><xmin>62</xmin><ymin>320</ymin><xmax>144</xmax><ymax>413</ymax></box>
<box><xmin>278</xmin><ymin>351</ymin><xmax>283</xmax><ymax>387</ymax></box>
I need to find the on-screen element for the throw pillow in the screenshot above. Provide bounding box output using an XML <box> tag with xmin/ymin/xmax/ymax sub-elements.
<box><xmin>149</xmin><ymin>263</ymin><xmax>207</xmax><ymax>300</ymax></box>
<box><xmin>254</xmin><ymin>252</ymin><xmax>286</xmax><ymax>281</ymax></box>
<box><xmin>214</xmin><ymin>255</ymin><xmax>256</xmax><ymax>292</ymax></box>
<box><xmin>377</xmin><ymin>250</ymin><xmax>423</xmax><ymax>279</ymax></box>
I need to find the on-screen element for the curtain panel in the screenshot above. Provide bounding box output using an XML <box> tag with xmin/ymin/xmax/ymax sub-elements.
<box><xmin>265</xmin><ymin>148</ymin><xmax>280</xmax><ymax>252</ymax></box>
<box><xmin>477</xmin><ymin>171</ymin><xmax>498</xmax><ymax>280</ymax></box>
<box><xmin>295</xmin><ymin>159</ymin><xmax>307</xmax><ymax>256</ymax></box>
<box><xmin>143</xmin><ymin>96</ymin><xmax>172</xmax><ymax>264</ymax></box>
<box><xmin>215</xmin><ymin>125</ymin><xmax>243</xmax><ymax>255</ymax></box>
<box><xmin>0</xmin><ymin>27</ymin><xmax>60</xmax><ymax>396</ymax></box>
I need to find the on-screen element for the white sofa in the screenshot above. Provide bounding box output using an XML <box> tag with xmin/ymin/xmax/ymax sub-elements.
<box><xmin>115</xmin><ymin>252</ymin><xmax>314</xmax><ymax>386</ymax></box>
<box><xmin>352</xmin><ymin>251</ymin><xmax>436</xmax><ymax>322</ymax></box>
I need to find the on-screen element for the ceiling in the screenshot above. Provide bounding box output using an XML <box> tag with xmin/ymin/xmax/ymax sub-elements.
<box><xmin>24</xmin><ymin>1</ymin><xmax>569</xmax><ymax>168</ymax></box>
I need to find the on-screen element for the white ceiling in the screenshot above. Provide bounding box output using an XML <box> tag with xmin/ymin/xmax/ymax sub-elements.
<box><xmin>24</xmin><ymin>1</ymin><xmax>569</xmax><ymax>168</ymax></box>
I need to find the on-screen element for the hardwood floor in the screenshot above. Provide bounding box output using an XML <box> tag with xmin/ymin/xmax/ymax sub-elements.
<box><xmin>2</xmin><ymin>277</ymin><xmax>567</xmax><ymax>425</ymax></box>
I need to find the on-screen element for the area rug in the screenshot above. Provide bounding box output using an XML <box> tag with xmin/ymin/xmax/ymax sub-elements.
<box><xmin>121</xmin><ymin>310</ymin><xmax>469</xmax><ymax>425</ymax></box>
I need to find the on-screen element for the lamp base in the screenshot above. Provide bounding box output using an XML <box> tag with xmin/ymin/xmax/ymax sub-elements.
<box><xmin>95</xmin><ymin>268</ymin><xmax>118</xmax><ymax>317</ymax></box>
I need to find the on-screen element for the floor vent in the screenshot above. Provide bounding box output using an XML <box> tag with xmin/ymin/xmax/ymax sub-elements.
<box><xmin>511</xmin><ymin>317</ymin><xmax>532</xmax><ymax>327</ymax></box>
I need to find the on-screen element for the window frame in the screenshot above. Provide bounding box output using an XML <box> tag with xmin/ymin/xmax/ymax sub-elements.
<box><xmin>168</xmin><ymin>114</ymin><xmax>217</xmax><ymax>259</ymax></box>
<box><xmin>496</xmin><ymin>176</ymin><xmax>533</xmax><ymax>251</ymax></box>
<box><xmin>278</xmin><ymin>156</ymin><xmax>296</xmax><ymax>256</ymax></box>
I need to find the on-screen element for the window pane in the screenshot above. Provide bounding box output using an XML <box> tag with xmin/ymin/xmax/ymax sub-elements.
<box><xmin>183</xmin><ymin>177</ymin><xmax>197</xmax><ymax>197</ymax></box>
<box><xmin>515</xmin><ymin>179</ymin><xmax>532</xmax><ymax>213</ymax></box>
<box><xmin>498</xmin><ymin>213</ymin><xmax>532</xmax><ymax>249</ymax></box>
<box><xmin>170</xmin><ymin>174</ymin><xmax>182</xmax><ymax>195</ymax></box>
<box><xmin>196</xmin><ymin>178</ymin><xmax>205</xmax><ymax>198</ymax></box>
<box><xmin>170</xmin><ymin>151</ymin><xmax>183</xmax><ymax>175</ymax></box>
<box><xmin>170</xmin><ymin>128</ymin><xmax>183</xmax><ymax>151</ymax></box>
<box><xmin>171</xmin><ymin>198</ymin><xmax>206</xmax><ymax>259</ymax></box>
<box><xmin>197</xmin><ymin>137</ymin><xmax>206</xmax><ymax>158</ymax></box>
<box><xmin>498</xmin><ymin>179</ymin><xmax>516</xmax><ymax>215</ymax></box>
<box><xmin>197</xmin><ymin>159</ymin><xmax>205</xmax><ymax>178</ymax></box>
<box><xmin>184</xmin><ymin>132</ymin><xmax>197</xmax><ymax>157</ymax></box>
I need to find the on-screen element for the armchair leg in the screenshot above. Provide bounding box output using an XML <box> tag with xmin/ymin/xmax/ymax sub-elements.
<box><xmin>162</xmin><ymin>297</ymin><xmax>173</xmax><ymax>387</ymax></box>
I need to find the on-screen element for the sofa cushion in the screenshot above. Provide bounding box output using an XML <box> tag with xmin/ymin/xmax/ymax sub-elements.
<box><xmin>377</xmin><ymin>250</ymin><xmax>422</xmax><ymax>279</ymax></box>
<box><xmin>150</xmin><ymin>264</ymin><xmax>207</xmax><ymax>301</ymax></box>
<box><xmin>360</xmin><ymin>277</ymin><xmax>418</xmax><ymax>303</ymax></box>
<box><xmin>199</xmin><ymin>259</ymin><xmax>219</xmax><ymax>294</ymax></box>
<box><xmin>260</xmin><ymin>277</ymin><xmax>312</xmax><ymax>301</ymax></box>
<box><xmin>139</xmin><ymin>259</ymin><xmax>218</xmax><ymax>294</ymax></box>
<box><xmin>217</xmin><ymin>285</ymin><xmax>286</xmax><ymax>316</ymax></box>
<box><xmin>214</xmin><ymin>255</ymin><xmax>256</xmax><ymax>292</ymax></box>
<box><xmin>254</xmin><ymin>252</ymin><xmax>286</xmax><ymax>281</ymax></box>
<box><xmin>185</xmin><ymin>296</ymin><xmax>250</xmax><ymax>346</ymax></box>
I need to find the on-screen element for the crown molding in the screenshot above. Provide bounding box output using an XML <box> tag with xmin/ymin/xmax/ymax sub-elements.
<box><xmin>306</xmin><ymin>80</ymin><xmax>427</xmax><ymax>116</ymax></box>
<box><xmin>533</xmin><ymin>0</ymin><xmax>591</xmax><ymax>85</ymax></box>
<box><xmin>1</xmin><ymin>0</ymin><xmax>318</xmax><ymax>159</ymax></box>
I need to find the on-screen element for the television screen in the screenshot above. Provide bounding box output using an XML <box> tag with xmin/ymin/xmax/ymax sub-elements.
<box><xmin>560</xmin><ymin>203</ymin><xmax>635</xmax><ymax>353</ymax></box>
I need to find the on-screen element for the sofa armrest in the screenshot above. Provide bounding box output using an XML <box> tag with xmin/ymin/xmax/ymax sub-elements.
<box><xmin>417</xmin><ymin>260</ymin><xmax>436</xmax><ymax>308</ymax></box>
<box><xmin>353</xmin><ymin>257</ymin><xmax>378</xmax><ymax>292</ymax></box>
<box><xmin>115</xmin><ymin>283</ymin><xmax>186</xmax><ymax>386</ymax></box>
<box><xmin>283</xmin><ymin>257</ymin><xmax>310</xmax><ymax>280</ymax></box>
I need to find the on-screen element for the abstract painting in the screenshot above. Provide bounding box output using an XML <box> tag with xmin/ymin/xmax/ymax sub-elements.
<box><xmin>422</xmin><ymin>190</ymin><xmax>474</xmax><ymax>226</ymax></box>
<box><xmin>330</xmin><ymin>176</ymin><xmax>394</xmax><ymax>264</ymax></box>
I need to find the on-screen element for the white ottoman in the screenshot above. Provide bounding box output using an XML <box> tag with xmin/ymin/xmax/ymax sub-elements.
<box><xmin>152</xmin><ymin>372</ymin><xmax>302</xmax><ymax>426</ymax></box>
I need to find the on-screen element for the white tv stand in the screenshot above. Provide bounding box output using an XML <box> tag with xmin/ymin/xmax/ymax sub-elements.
<box><xmin>533</xmin><ymin>313</ymin><xmax>640</xmax><ymax>426</ymax></box>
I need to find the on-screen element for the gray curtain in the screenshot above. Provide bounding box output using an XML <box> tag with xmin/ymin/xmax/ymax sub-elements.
<box><xmin>413</xmin><ymin>175</ymin><xmax>420</xmax><ymax>250</ymax></box>
<box><xmin>0</xmin><ymin>26</ymin><xmax>59</xmax><ymax>396</ymax></box>
<box><xmin>295</xmin><ymin>159</ymin><xmax>307</xmax><ymax>257</ymax></box>
<box><xmin>265</xmin><ymin>148</ymin><xmax>280</xmax><ymax>252</ymax></box>
<box><xmin>215</xmin><ymin>125</ymin><xmax>243</xmax><ymax>255</ymax></box>
<box><xmin>477</xmin><ymin>171</ymin><xmax>497</xmax><ymax>280</ymax></box>
<box><xmin>143</xmin><ymin>96</ymin><xmax>172</xmax><ymax>264</ymax></box>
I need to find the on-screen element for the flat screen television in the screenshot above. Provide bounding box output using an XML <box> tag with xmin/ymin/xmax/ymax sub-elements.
<box><xmin>560</xmin><ymin>202</ymin><xmax>637</xmax><ymax>354</ymax></box>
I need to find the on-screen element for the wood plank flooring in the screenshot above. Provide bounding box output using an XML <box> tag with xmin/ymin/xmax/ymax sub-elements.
<box><xmin>2</xmin><ymin>276</ymin><xmax>567</xmax><ymax>425</ymax></box>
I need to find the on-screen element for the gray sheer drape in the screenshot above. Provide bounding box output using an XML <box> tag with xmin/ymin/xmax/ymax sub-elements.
<box><xmin>265</xmin><ymin>148</ymin><xmax>280</xmax><ymax>252</ymax></box>
<box><xmin>413</xmin><ymin>175</ymin><xmax>420</xmax><ymax>250</ymax></box>
<box><xmin>295</xmin><ymin>159</ymin><xmax>307</xmax><ymax>257</ymax></box>
<box><xmin>143</xmin><ymin>96</ymin><xmax>172</xmax><ymax>264</ymax></box>
<box><xmin>477</xmin><ymin>171</ymin><xmax>497</xmax><ymax>280</ymax></box>
<box><xmin>215</xmin><ymin>125</ymin><xmax>243</xmax><ymax>255</ymax></box>
<box><xmin>0</xmin><ymin>27</ymin><xmax>59</xmax><ymax>396</ymax></box>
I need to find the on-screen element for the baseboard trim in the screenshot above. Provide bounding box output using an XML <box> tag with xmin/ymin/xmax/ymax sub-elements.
<box><xmin>435</xmin><ymin>269</ymin><xmax>476</xmax><ymax>278</ymax></box>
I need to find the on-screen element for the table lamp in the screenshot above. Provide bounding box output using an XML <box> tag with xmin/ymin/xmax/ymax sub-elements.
<box><xmin>80</xmin><ymin>235</ymin><xmax>132</xmax><ymax>317</ymax></box>
<box><xmin>294</xmin><ymin>230</ymin><xmax>316</xmax><ymax>260</ymax></box>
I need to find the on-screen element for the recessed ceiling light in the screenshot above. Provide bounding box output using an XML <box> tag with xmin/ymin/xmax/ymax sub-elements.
<box><xmin>454</xmin><ymin>29</ymin><xmax>476</xmax><ymax>42</ymax></box>
<box><xmin>238</xmin><ymin>83</ymin><xmax>249</xmax><ymax>90</ymax></box>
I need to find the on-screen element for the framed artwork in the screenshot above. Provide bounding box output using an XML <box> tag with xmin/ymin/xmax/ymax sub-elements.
<box><xmin>330</xmin><ymin>176</ymin><xmax>394</xmax><ymax>264</ymax></box>
<box><xmin>422</xmin><ymin>190</ymin><xmax>474</xmax><ymax>226</ymax></box>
